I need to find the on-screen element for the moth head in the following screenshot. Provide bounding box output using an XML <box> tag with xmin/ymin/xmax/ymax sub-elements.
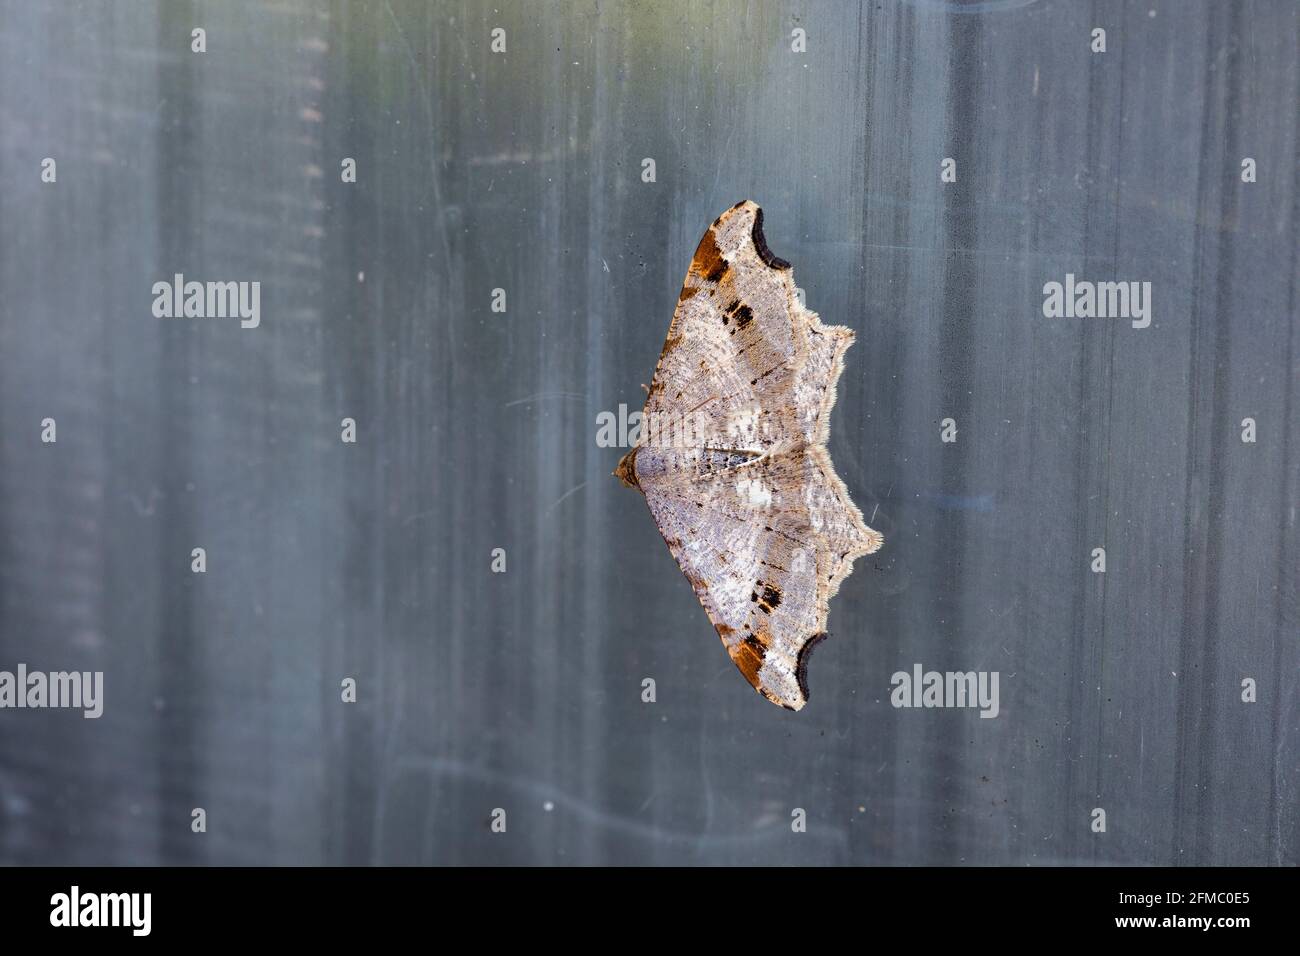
<box><xmin>613</xmin><ymin>447</ymin><xmax>641</xmax><ymax>489</ymax></box>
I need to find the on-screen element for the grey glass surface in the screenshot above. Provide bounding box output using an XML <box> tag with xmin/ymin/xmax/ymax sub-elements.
<box><xmin>0</xmin><ymin>0</ymin><xmax>1295</xmax><ymax>865</ymax></box>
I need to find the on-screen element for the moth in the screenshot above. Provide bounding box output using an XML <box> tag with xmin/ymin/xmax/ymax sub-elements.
<box><xmin>615</xmin><ymin>201</ymin><xmax>883</xmax><ymax>711</ymax></box>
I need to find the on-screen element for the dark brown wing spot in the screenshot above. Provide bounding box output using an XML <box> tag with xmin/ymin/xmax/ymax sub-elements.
<box><xmin>752</xmin><ymin>580</ymin><xmax>783</xmax><ymax>614</ymax></box>
<box><xmin>678</xmin><ymin>285</ymin><xmax>699</xmax><ymax>302</ymax></box>
<box><xmin>751</xmin><ymin>206</ymin><xmax>791</xmax><ymax>270</ymax></box>
<box><xmin>690</xmin><ymin>228</ymin><xmax>729</xmax><ymax>283</ymax></box>
<box><xmin>795</xmin><ymin>632</ymin><xmax>829</xmax><ymax>702</ymax></box>
<box><xmin>720</xmin><ymin>298</ymin><xmax>754</xmax><ymax>335</ymax></box>
<box><xmin>729</xmin><ymin>635</ymin><xmax>766</xmax><ymax>685</ymax></box>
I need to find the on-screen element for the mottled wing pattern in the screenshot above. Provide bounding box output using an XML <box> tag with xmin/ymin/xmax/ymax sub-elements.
<box><xmin>795</xmin><ymin>322</ymin><xmax>855</xmax><ymax>445</ymax></box>
<box><xmin>640</xmin><ymin>201</ymin><xmax>806</xmax><ymax>451</ymax></box>
<box><xmin>637</xmin><ymin>448</ymin><xmax>831</xmax><ymax>710</ymax></box>
<box><xmin>803</xmin><ymin>444</ymin><xmax>883</xmax><ymax>598</ymax></box>
<box><xmin>621</xmin><ymin>201</ymin><xmax>883</xmax><ymax>711</ymax></box>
